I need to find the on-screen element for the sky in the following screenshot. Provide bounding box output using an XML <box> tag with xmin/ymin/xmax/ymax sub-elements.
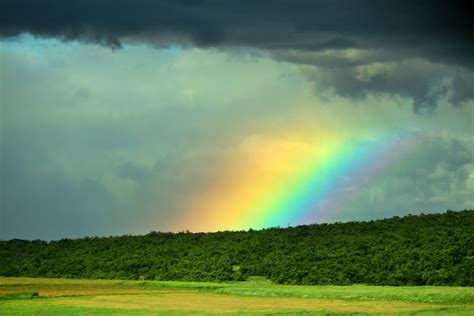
<box><xmin>0</xmin><ymin>0</ymin><xmax>473</xmax><ymax>240</ymax></box>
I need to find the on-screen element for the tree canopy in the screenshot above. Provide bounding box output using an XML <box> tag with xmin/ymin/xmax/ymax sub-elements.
<box><xmin>1</xmin><ymin>210</ymin><xmax>472</xmax><ymax>286</ymax></box>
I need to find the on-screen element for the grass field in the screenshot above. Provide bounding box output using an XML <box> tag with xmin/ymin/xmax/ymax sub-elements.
<box><xmin>0</xmin><ymin>277</ymin><xmax>473</xmax><ymax>315</ymax></box>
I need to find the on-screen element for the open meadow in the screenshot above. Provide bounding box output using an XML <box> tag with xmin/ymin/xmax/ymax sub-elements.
<box><xmin>0</xmin><ymin>277</ymin><xmax>473</xmax><ymax>315</ymax></box>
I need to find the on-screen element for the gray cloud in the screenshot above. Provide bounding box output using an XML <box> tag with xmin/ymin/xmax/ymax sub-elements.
<box><xmin>298</xmin><ymin>58</ymin><xmax>474</xmax><ymax>112</ymax></box>
<box><xmin>0</xmin><ymin>127</ymin><xmax>120</xmax><ymax>239</ymax></box>
<box><xmin>116</xmin><ymin>162</ymin><xmax>152</xmax><ymax>183</ymax></box>
<box><xmin>337</xmin><ymin>134</ymin><xmax>474</xmax><ymax>221</ymax></box>
<box><xmin>0</xmin><ymin>0</ymin><xmax>474</xmax><ymax>112</ymax></box>
<box><xmin>0</xmin><ymin>0</ymin><xmax>472</xmax><ymax>65</ymax></box>
<box><xmin>1</xmin><ymin>37</ymin><xmax>472</xmax><ymax>239</ymax></box>
<box><xmin>1</xmin><ymin>0</ymin><xmax>472</xmax><ymax>112</ymax></box>
<box><xmin>0</xmin><ymin>43</ymin><xmax>301</xmax><ymax>239</ymax></box>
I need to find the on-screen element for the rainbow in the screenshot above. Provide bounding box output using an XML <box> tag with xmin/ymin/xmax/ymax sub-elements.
<box><xmin>178</xmin><ymin>130</ymin><xmax>421</xmax><ymax>232</ymax></box>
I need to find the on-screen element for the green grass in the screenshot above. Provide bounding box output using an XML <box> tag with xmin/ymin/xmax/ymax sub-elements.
<box><xmin>125</xmin><ymin>279</ymin><xmax>474</xmax><ymax>304</ymax></box>
<box><xmin>0</xmin><ymin>277</ymin><xmax>473</xmax><ymax>315</ymax></box>
<box><xmin>0</xmin><ymin>292</ymin><xmax>39</xmax><ymax>300</ymax></box>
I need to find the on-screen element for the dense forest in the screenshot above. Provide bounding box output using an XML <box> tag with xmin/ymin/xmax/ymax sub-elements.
<box><xmin>1</xmin><ymin>210</ymin><xmax>473</xmax><ymax>286</ymax></box>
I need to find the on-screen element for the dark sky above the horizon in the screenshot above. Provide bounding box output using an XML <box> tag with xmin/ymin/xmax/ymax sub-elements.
<box><xmin>1</xmin><ymin>0</ymin><xmax>473</xmax><ymax>240</ymax></box>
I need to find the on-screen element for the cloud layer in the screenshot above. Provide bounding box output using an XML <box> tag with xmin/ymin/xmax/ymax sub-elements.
<box><xmin>1</xmin><ymin>39</ymin><xmax>473</xmax><ymax>239</ymax></box>
<box><xmin>1</xmin><ymin>2</ymin><xmax>473</xmax><ymax>239</ymax></box>
<box><xmin>1</xmin><ymin>1</ymin><xmax>472</xmax><ymax>61</ymax></box>
<box><xmin>2</xmin><ymin>0</ymin><xmax>472</xmax><ymax>112</ymax></box>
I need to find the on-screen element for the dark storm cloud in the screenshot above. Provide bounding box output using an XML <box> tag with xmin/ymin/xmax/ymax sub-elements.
<box><xmin>1</xmin><ymin>0</ymin><xmax>472</xmax><ymax>112</ymax></box>
<box><xmin>300</xmin><ymin>59</ymin><xmax>474</xmax><ymax>112</ymax></box>
<box><xmin>0</xmin><ymin>0</ymin><xmax>472</xmax><ymax>66</ymax></box>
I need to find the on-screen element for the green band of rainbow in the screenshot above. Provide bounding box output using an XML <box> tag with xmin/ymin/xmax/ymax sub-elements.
<box><xmin>178</xmin><ymin>131</ymin><xmax>421</xmax><ymax>231</ymax></box>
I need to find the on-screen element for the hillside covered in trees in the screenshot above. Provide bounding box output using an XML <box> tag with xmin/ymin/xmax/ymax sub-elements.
<box><xmin>1</xmin><ymin>210</ymin><xmax>473</xmax><ymax>286</ymax></box>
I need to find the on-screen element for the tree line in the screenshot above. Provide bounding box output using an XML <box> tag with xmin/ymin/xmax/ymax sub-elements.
<box><xmin>1</xmin><ymin>210</ymin><xmax>472</xmax><ymax>286</ymax></box>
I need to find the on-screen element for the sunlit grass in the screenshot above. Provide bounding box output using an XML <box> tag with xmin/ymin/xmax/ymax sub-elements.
<box><xmin>0</xmin><ymin>277</ymin><xmax>473</xmax><ymax>315</ymax></box>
